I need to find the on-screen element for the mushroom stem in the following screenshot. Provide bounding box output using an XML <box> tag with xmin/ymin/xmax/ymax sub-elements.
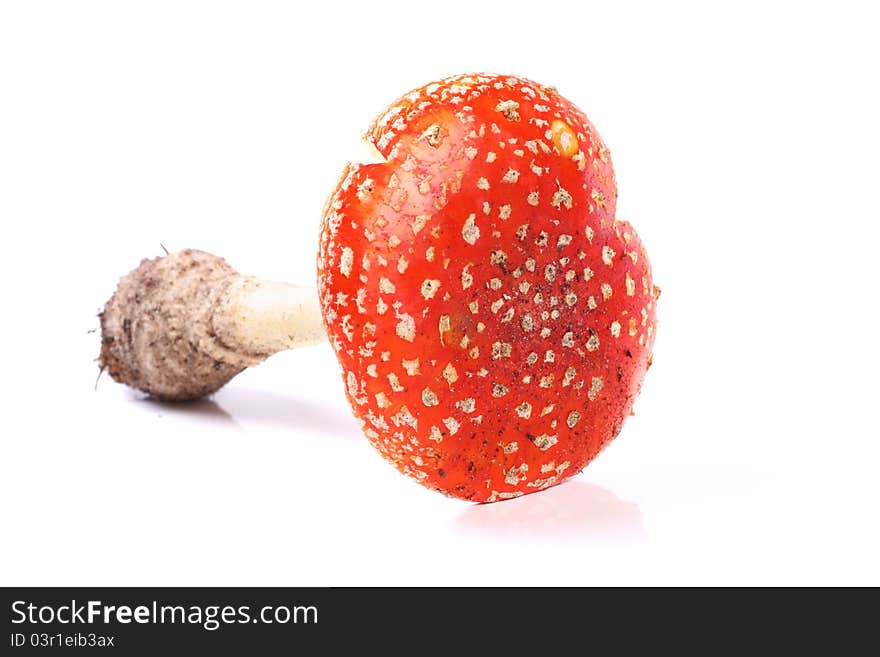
<box><xmin>99</xmin><ymin>249</ymin><xmax>324</xmax><ymax>401</ymax></box>
<box><xmin>213</xmin><ymin>277</ymin><xmax>325</xmax><ymax>357</ymax></box>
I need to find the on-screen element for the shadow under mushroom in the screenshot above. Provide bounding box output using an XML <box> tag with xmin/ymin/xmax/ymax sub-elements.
<box><xmin>453</xmin><ymin>479</ymin><xmax>645</xmax><ymax>544</ymax></box>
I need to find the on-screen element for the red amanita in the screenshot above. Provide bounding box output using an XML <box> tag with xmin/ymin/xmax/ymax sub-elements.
<box><xmin>99</xmin><ymin>73</ymin><xmax>657</xmax><ymax>503</ymax></box>
<box><xmin>318</xmin><ymin>73</ymin><xmax>657</xmax><ymax>502</ymax></box>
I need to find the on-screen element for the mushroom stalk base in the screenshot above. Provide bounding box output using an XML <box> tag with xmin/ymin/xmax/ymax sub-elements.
<box><xmin>99</xmin><ymin>249</ymin><xmax>324</xmax><ymax>401</ymax></box>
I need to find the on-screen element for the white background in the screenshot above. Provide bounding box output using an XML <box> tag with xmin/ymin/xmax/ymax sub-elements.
<box><xmin>1</xmin><ymin>1</ymin><xmax>878</xmax><ymax>585</ymax></box>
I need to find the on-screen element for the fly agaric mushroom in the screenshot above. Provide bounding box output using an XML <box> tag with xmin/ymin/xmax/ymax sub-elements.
<box><xmin>99</xmin><ymin>73</ymin><xmax>658</xmax><ymax>503</ymax></box>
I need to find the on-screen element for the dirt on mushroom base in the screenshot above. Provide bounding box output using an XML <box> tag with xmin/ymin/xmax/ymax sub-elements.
<box><xmin>318</xmin><ymin>73</ymin><xmax>658</xmax><ymax>503</ymax></box>
<box><xmin>99</xmin><ymin>250</ymin><xmax>258</xmax><ymax>401</ymax></box>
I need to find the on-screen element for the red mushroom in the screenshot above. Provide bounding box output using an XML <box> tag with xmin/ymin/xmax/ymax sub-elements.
<box><xmin>99</xmin><ymin>73</ymin><xmax>657</xmax><ymax>503</ymax></box>
<box><xmin>318</xmin><ymin>73</ymin><xmax>657</xmax><ymax>502</ymax></box>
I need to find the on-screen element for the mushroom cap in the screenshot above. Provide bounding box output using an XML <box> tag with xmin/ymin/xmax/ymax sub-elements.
<box><xmin>318</xmin><ymin>73</ymin><xmax>657</xmax><ymax>502</ymax></box>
